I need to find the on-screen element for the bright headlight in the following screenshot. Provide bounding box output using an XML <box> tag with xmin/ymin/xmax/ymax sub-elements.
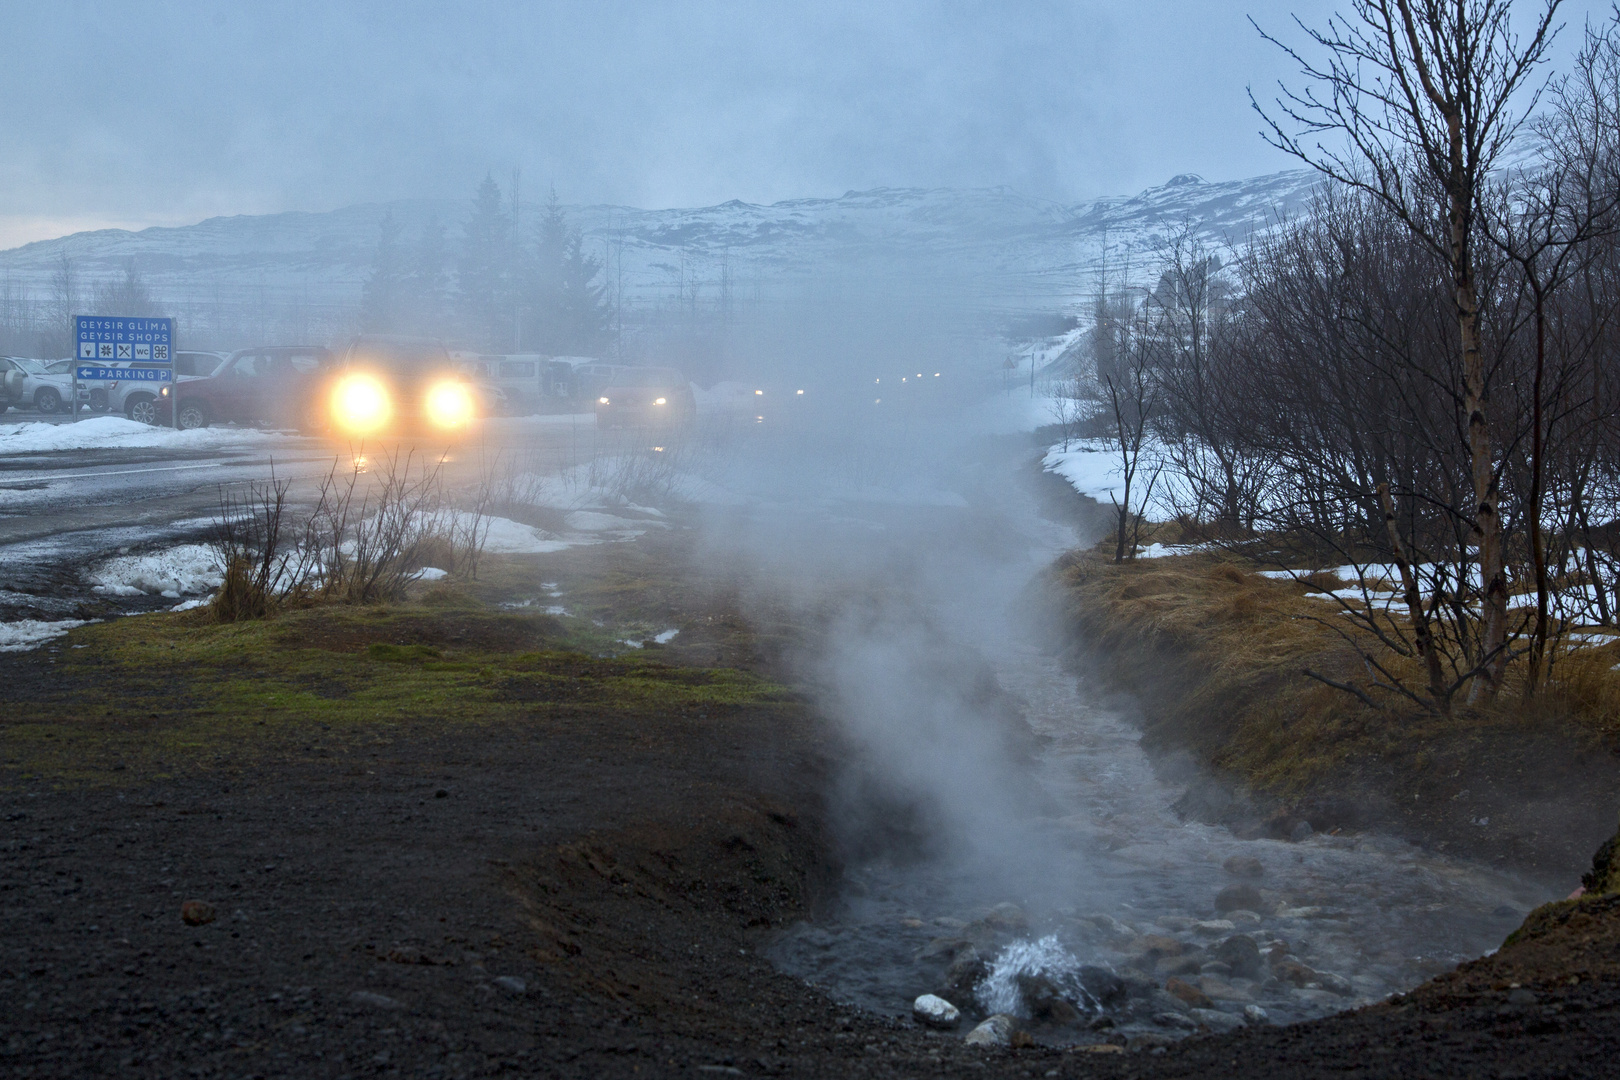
<box><xmin>654</xmin><ymin>397</ymin><xmax>666</xmax><ymax>405</ymax></box>
<box><xmin>425</xmin><ymin>380</ymin><xmax>475</xmax><ymax>429</ymax></box>
<box><xmin>598</xmin><ymin>396</ymin><xmax>610</xmax><ymax>405</ymax></box>
<box><xmin>331</xmin><ymin>373</ymin><xmax>391</xmax><ymax>434</ymax></box>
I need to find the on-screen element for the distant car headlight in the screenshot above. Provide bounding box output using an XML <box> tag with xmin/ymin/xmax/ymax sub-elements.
<box><xmin>331</xmin><ymin>373</ymin><xmax>391</xmax><ymax>434</ymax></box>
<box><xmin>598</xmin><ymin>396</ymin><xmax>610</xmax><ymax>405</ymax></box>
<box><xmin>654</xmin><ymin>397</ymin><xmax>666</xmax><ymax>406</ymax></box>
<box><xmin>424</xmin><ymin>380</ymin><xmax>475</xmax><ymax>429</ymax></box>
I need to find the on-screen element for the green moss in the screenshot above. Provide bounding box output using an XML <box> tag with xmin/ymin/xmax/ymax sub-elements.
<box><xmin>1</xmin><ymin>602</ymin><xmax>794</xmax><ymax>788</ymax></box>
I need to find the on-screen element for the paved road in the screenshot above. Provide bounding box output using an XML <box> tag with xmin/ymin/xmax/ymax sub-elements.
<box><xmin>0</xmin><ymin>414</ymin><xmax>605</xmax><ymax>623</ymax></box>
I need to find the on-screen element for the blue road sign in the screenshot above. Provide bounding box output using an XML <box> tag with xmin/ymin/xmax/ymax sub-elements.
<box><xmin>75</xmin><ymin>366</ymin><xmax>170</xmax><ymax>382</ymax></box>
<box><xmin>74</xmin><ymin>316</ymin><xmax>172</xmax><ymax>363</ymax></box>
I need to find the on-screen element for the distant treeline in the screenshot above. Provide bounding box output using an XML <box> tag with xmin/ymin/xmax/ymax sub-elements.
<box><xmin>360</xmin><ymin>175</ymin><xmax>613</xmax><ymax>355</ymax></box>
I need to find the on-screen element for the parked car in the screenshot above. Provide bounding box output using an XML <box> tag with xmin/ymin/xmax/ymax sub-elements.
<box><xmin>450</xmin><ymin>352</ymin><xmax>577</xmax><ymax>414</ymax></box>
<box><xmin>322</xmin><ymin>335</ymin><xmax>486</xmax><ymax>437</ymax></box>
<box><xmin>1</xmin><ymin>357</ymin><xmax>73</xmax><ymax>413</ymax></box>
<box><xmin>73</xmin><ymin>351</ymin><xmax>230</xmax><ymax>418</ymax></box>
<box><xmin>0</xmin><ymin>357</ymin><xmax>29</xmax><ymax>413</ymax></box>
<box><xmin>594</xmin><ymin>367</ymin><xmax>696</xmax><ymax>429</ymax></box>
<box><xmin>151</xmin><ymin>347</ymin><xmax>334</xmax><ymax>429</ymax></box>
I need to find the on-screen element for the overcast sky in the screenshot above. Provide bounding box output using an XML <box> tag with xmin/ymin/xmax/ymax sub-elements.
<box><xmin>0</xmin><ymin>0</ymin><xmax>1606</xmax><ymax>249</ymax></box>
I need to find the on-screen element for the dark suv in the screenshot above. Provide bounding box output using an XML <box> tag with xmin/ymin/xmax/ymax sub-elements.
<box><xmin>594</xmin><ymin>367</ymin><xmax>696</xmax><ymax>429</ymax></box>
<box><xmin>155</xmin><ymin>347</ymin><xmax>333</xmax><ymax>429</ymax></box>
<box><xmin>323</xmin><ymin>336</ymin><xmax>483</xmax><ymax>437</ymax></box>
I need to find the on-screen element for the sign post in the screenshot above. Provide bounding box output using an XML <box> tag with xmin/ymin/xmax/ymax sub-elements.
<box><xmin>73</xmin><ymin>316</ymin><xmax>175</xmax><ymax>426</ymax></box>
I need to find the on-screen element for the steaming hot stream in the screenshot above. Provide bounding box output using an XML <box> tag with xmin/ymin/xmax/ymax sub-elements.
<box><xmin>718</xmin><ymin>421</ymin><xmax>1553</xmax><ymax>1044</ymax></box>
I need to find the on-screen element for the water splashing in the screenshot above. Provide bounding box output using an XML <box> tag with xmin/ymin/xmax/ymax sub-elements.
<box><xmin>976</xmin><ymin>935</ymin><xmax>1095</xmax><ymax>1017</ymax></box>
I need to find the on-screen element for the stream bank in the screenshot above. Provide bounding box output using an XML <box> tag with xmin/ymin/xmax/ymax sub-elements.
<box><xmin>1052</xmin><ymin>544</ymin><xmax>1620</xmax><ymax>886</ymax></box>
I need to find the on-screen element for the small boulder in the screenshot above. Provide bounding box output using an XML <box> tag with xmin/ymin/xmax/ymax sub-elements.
<box><xmin>1214</xmin><ymin>884</ymin><xmax>1264</xmax><ymax>914</ymax></box>
<box><xmin>919</xmin><ymin>936</ymin><xmax>974</xmax><ymax>961</ymax></box>
<box><xmin>1244</xmin><ymin>1004</ymin><xmax>1270</xmax><ymax>1025</ymax></box>
<box><xmin>180</xmin><ymin>900</ymin><xmax>216</xmax><ymax>926</ymax></box>
<box><xmin>1150</xmin><ymin>1012</ymin><xmax>1198</xmax><ymax>1031</ymax></box>
<box><xmin>944</xmin><ymin>948</ymin><xmax>989</xmax><ymax>996</ymax></box>
<box><xmin>1191</xmin><ymin>1008</ymin><xmax>1243</xmax><ymax>1033</ymax></box>
<box><xmin>1010</xmin><ymin>1029</ymin><xmax>1037</xmax><ymax>1049</ymax></box>
<box><xmin>1198</xmin><ymin>976</ymin><xmax>1253</xmax><ymax>1003</ymax></box>
<box><xmin>1078</xmin><ymin>965</ymin><xmax>1128</xmax><ymax>1007</ymax></box>
<box><xmin>1164</xmin><ymin>977</ymin><xmax>1213</xmax><ymax>1009</ymax></box>
<box><xmin>1290</xmin><ymin>820</ymin><xmax>1315</xmax><ymax>842</ymax></box>
<box><xmin>1157</xmin><ymin>955</ymin><xmax>1204</xmax><ymax>977</ymax></box>
<box><xmin>1223</xmin><ymin>855</ymin><xmax>1265</xmax><ymax>878</ymax></box>
<box><xmin>912</xmin><ymin>993</ymin><xmax>960</xmax><ymax>1029</ymax></box>
<box><xmin>492</xmin><ymin>976</ymin><xmax>527</xmax><ymax>995</ymax></box>
<box><xmin>1271</xmin><ymin>958</ymin><xmax>1319</xmax><ymax>987</ymax></box>
<box><xmin>1017</xmin><ymin>973</ymin><xmax>1082</xmax><ymax>1024</ymax></box>
<box><xmin>1313</xmin><ymin>971</ymin><xmax>1354</xmax><ymax>997</ymax></box>
<box><xmin>1213</xmin><ymin>934</ymin><xmax>1264</xmax><ymax>979</ymax></box>
<box><xmin>964</xmin><ymin>1013</ymin><xmax>1018</xmax><ymax>1047</ymax></box>
<box><xmin>1135</xmin><ymin>934</ymin><xmax>1186</xmax><ymax>958</ymax></box>
<box><xmin>984</xmin><ymin>902</ymin><xmax>1029</xmax><ymax>932</ymax></box>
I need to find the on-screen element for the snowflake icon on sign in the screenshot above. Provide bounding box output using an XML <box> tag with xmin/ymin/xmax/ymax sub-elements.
<box><xmin>98</xmin><ymin>343</ymin><xmax>114</xmax><ymax>359</ymax></box>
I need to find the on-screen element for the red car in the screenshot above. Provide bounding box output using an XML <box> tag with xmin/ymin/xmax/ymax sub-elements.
<box><xmin>157</xmin><ymin>347</ymin><xmax>333</xmax><ymax>430</ymax></box>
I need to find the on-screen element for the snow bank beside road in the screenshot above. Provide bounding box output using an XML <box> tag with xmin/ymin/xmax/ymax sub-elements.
<box><xmin>87</xmin><ymin>544</ymin><xmax>225</xmax><ymax>598</ymax></box>
<box><xmin>0</xmin><ymin>416</ymin><xmax>288</xmax><ymax>455</ymax></box>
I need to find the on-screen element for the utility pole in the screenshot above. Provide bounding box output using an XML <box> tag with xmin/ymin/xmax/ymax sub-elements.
<box><xmin>511</xmin><ymin>167</ymin><xmax>522</xmax><ymax>352</ymax></box>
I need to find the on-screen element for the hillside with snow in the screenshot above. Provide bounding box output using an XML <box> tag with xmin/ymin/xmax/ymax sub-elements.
<box><xmin>0</xmin><ymin>171</ymin><xmax>1318</xmax><ymax>336</ymax></box>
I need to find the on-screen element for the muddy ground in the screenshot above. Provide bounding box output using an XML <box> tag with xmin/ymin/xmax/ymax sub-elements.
<box><xmin>5</xmin><ymin>524</ymin><xmax>1620</xmax><ymax>1078</ymax></box>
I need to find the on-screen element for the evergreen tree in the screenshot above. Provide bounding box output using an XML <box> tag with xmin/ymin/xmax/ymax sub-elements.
<box><xmin>360</xmin><ymin>212</ymin><xmax>404</xmax><ymax>332</ymax></box>
<box><xmin>405</xmin><ymin>216</ymin><xmax>448</xmax><ymax>335</ymax></box>
<box><xmin>524</xmin><ymin>189</ymin><xmax>611</xmax><ymax>355</ymax></box>
<box><xmin>457</xmin><ymin>174</ymin><xmax>511</xmax><ymax>348</ymax></box>
<box><xmin>92</xmin><ymin>258</ymin><xmax>157</xmax><ymax>316</ymax></box>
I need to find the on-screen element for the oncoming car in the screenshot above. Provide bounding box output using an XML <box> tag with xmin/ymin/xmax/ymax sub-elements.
<box><xmin>594</xmin><ymin>367</ymin><xmax>695</xmax><ymax>429</ymax></box>
<box><xmin>324</xmin><ymin>335</ymin><xmax>484</xmax><ymax>438</ymax></box>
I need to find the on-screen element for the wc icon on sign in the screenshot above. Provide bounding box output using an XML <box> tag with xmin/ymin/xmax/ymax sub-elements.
<box><xmin>116</xmin><ymin>344</ymin><xmax>132</xmax><ymax>359</ymax></box>
<box><xmin>134</xmin><ymin>343</ymin><xmax>151</xmax><ymax>360</ymax></box>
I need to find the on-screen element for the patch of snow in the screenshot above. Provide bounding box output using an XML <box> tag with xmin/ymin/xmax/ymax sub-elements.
<box><xmin>0</xmin><ymin>416</ymin><xmax>287</xmax><ymax>455</ymax></box>
<box><xmin>563</xmin><ymin>510</ymin><xmax>639</xmax><ymax>533</ymax></box>
<box><xmin>477</xmin><ymin>516</ymin><xmax>579</xmax><ymax>555</ymax></box>
<box><xmin>86</xmin><ymin>544</ymin><xmax>224</xmax><ymax>597</ymax></box>
<box><xmin>170</xmin><ymin>598</ymin><xmax>211</xmax><ymax>612</ymax></box>
<box><xmin>653</xmin><ymin>628</ymin><xmax>679</xmax><ymax>644</ymax></box>
<box><xmin>413</xmin><ymin>567</ymin><xmax>449</xmax><ymax>581</ymax></box>
<box><xmin>0</xmin><ymin>618</ymin><xmax>93</xmax><ymax>652</ymax></box>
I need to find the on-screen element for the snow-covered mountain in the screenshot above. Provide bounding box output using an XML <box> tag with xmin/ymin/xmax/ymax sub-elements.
<box><xmin>0</xmin><ymin>171</ymin><xmax>1320</xmax><ymax>334</ymax></box>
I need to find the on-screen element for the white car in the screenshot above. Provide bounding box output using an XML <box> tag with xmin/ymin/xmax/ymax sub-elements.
<box><xmin>74</xmin><ymin>351</ymin><xmax>230</xmax><ymax>420</ymax></box>
<box><xmin>6</xmin><ymin>357</ymin><xmax>74</xmax><ymax>413</ymax></box>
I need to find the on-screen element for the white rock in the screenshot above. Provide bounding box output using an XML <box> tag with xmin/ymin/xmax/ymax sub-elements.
<box><xmin>964</xmin><ymin>1013</ymin><xmax>1017</xmax><ymax>1046</ymax></box>
<box><xmin>912</xmin><ymin>993</ymin><xmax>960</xmax><ymax>1029</ymax></box>
<box><xmin>1244</xmin><ymin>1004</ymin><xmax>1270</xmax><ymax>1025</ymax></box>
<box><xmin>493</xmin><ymin>975</ymin><xmax>527</xmax><ymax>994</ymax></box>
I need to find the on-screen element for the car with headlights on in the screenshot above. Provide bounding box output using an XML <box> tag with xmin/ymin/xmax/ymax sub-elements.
<box><xmin>594</xmin><ymin>367</ymin><xmax>695</xmax><ymax>429</ymax></box>
<box><xmin>323</xmin><ymin>335</ymin><xmax>484</xmax><ymax>438</ymax></box>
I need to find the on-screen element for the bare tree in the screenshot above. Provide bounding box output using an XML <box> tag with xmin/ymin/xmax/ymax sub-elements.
<box><xmin>1253</xmin><ymin>0</ymin><xmax>1564</xmax><ymax>700</ymax></box>
<box><xmin>1104</xmin><ymin>310</ymin><xmax>1164</xmax><ymax>562</ymax></box>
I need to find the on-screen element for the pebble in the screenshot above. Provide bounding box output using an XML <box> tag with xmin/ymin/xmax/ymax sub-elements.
<box><xmin>1164</xmin><ymin>977</ymin><xmax>1213</xmax><ymax>1009</ymax></box>
<box><xmin>1197</xmin><ymin>976</ymin><xmax>1254</xmax><ymax>1003</ymax></box>
<box><xmin>180</xmin><ymin>901</ymin><xmax>216</xmax><ymax>926</ymax></box>
<box><xmin>1191</xmin><ymin>1008</ymin><xmax>1244</xmax><ymax>1032</ymax></box>
<box><xmin>1244</xmin><ymin>1004</ymin><xmax>1270</xmax><ymax>1024</ymax></box>
<box><xmin>1150</xmin><ymin>1011</ymin><xmax>1198</xmax><ymax>1031</ymax></box>
<box><xmin>1192</xmin><ymin>920</ymin><xmax>1236</xmax><ymax>935</ymax></box>
<box><xmin>1136</xmin><ymin>934</ymin><xmax>1187</xmax><ymax>957</ymax></box>
<box><xmin>492</xmin><ymin>976</ymin><xmax>527</xmax><ymax>995</ymax></box>
<box><xmin>912</xmin><ymin>994</ymin><xmax>960</xmax><ymax>1029</ymax></box>
<box><xmin>984</xmin><ymin>902</ymin><xmax>1029</xmax><ymax>932</ymax></box>
<box><xmin>1223</xmin><ymin>855</ymin><xmax>1265</xmax><ymax>878</ymax></box>
<box><xmin>350</xmin><ymin>991</ymin><xmax>404</xmax><ymax>1010</ymax></box>
<box><xmin>1215</xmin><ymin>884</ymin><xmax>1265</xmax><ymax>913</ymax></box>
<box><xmin>1213</xmin><ymin>934</ymin><xmax>1264</xmax><ymax>979</ymax></box>
<box><xmin>964</xmin><ymin>1013</ymin><xmax>1018</xmax><ymax>1047</ymax></box>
